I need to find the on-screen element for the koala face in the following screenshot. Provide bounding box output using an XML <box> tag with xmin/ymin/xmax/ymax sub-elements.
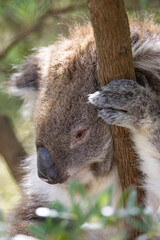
<box><xmin>10</xmin><ymin>24</ymin><xmax>113</xmax><ymax>186</ymax></box>
<box><xmin>34</xmin><ymin>47</ymin><xmax>113</xmax><ymax>185</ymax></box>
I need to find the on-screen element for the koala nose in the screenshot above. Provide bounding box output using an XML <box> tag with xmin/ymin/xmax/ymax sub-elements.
<box><xmin>37</xmin><ymin>146</ymin><xmax>59</xmax><ymax>184</ymax></box>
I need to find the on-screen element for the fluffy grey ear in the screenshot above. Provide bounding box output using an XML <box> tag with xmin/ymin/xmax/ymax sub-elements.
<box><xmin>9</xmin><ymin>54</ymin><xmax>40</xmax><ymax>117</ymax></box>
<box><xmin>9</xmin><ymin>54</ymin><xmax>40</xmax><ymax>96</ymax></box>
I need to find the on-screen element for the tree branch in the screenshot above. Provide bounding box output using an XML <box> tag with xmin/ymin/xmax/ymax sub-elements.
<box><xmin>87</xmin><ymin>1</ymin><xmax>145</xmax><ymax>238</ymax></box>
<box><xmin>0</xmin><ymin>114</ymin><xmax>27</xmax><ymax>183</ymax></box>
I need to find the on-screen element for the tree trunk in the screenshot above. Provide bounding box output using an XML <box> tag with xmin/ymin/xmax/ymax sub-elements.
<box><xmin>0</xmin><ymin>114</ymin><xmax>27</xmax><ymax>183</ymax></box>
<box><xmin>87</xmin><ymin>0</ymin><xmax>145</xmax><ymax>238</ymax></box>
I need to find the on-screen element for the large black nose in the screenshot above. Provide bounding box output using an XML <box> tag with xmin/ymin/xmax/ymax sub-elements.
<box><xmin>37</xmin><ymin>147</ymin><xmax>59</xmax><ymax>184</ymax></box>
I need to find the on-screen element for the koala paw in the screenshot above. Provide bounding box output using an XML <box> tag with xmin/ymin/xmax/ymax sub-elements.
<box><xmin>88</xmin><ymin>79</ymin><xmax>157</xmax><ymax>129</ymax></box>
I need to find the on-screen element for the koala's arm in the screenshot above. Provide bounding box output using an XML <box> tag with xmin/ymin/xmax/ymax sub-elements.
<box><xmin>89</xmin><ymin>79</ymin><xmax>160</xmax><ymax>201</ymax></box>
<box><xmin>7</xmin><ymin>195</ymin><xmax>43</xmax><ymax>237</ymax></box>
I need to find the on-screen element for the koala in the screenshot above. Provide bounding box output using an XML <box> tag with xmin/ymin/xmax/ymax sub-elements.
<box><xmin>8</xmin><ymin>18</ymin><xmax>160</xmax><ymax>238</ymax></box>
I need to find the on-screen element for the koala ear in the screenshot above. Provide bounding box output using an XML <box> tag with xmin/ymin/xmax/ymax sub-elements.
<box><xmin>9</xmin><ymin>54</ymin><xmax>40</xmax><ymax>117</ymax></box>
<box><xmin>9</xmin><ymin>54</ymin><xmax>40</xmax><ymax>96</ymax></box>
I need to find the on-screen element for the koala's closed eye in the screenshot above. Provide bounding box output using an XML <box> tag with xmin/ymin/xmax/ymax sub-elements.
<box><xmin>70</xmin><ymin>127</ymin><xmax>90</xmax><ymax>148</ymax></box>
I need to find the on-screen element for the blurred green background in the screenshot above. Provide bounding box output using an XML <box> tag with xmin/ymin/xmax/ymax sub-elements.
<box><xmin>0</xmin><ymin>0</ymin><xmax>160</xmax><ymax>218</ymax></box>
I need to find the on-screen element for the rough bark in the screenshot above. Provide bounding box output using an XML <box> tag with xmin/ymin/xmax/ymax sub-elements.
<box><xmin>87</xmin><ymin>0</ymin><xmax>145</xmax><ymax>238</ymax></box>
<box><xmin>0</xmin><ymin>114</ymin><xmax>27</xmax><ymax>183</ymax></box>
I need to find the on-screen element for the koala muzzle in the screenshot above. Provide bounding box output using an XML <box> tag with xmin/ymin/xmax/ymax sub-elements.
<box><xmin>37</xmin><ymin>146</ymin><xmax>68</xmax><ymax>184</ymax></box>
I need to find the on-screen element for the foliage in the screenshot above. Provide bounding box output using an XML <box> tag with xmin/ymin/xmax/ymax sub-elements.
<box><xmin>29</xmin><ymin>183</ymin><xmax>160</xmax><ymax>240</ymax></box>
<box><xmin>1</xmin><ymin>183</ymin><xmax>160</xmax><ymax>239</ymax></box>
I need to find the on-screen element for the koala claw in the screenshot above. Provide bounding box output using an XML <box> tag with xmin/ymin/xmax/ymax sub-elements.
<box><xmin>89</xmin><ymin>79</ymin><xmax>157</xmax><ymax>129</ymax></box>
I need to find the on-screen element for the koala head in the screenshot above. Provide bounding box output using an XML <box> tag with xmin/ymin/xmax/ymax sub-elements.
<box><xmin>10</xmin><ymin>24</ymin><xmax>113</xmax><ymax>186</ymax></box>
